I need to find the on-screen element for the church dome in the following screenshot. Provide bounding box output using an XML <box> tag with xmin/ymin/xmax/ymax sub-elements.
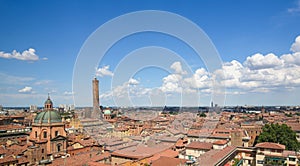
<box><xmin>104</xmin><ymin>109</ymin><xmax>111</xmax><ymax>115</ymax></box>
<box><xmin>34</xmin><ymin>110</ymin><xmax>62</xmax><ymax>124</ymax></box>
<box><xmin>44</xmin><ymin>97</ymin><xmax>53</xmax><ymax>105</ymax></box>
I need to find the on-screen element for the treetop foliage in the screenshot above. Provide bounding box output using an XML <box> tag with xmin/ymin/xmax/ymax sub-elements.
<box><xmin>256</xmin><ymin>123</ymin><xmax>300</xmax><ymax>151</ymax></box>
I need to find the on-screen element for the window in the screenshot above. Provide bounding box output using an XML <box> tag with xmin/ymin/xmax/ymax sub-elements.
<box><xmin>42</xmin><ymin>149</ymin><xmax>44</xmax><ymax>153</ymax></box>
<box><xmin>257</xmin><ymin>160</ymin><xmax>264</xmax><ymax>164</ymax></box>
<box><xmin>35</xmin><ymin>131</ymin><xmax>37</xmax><ymax>138</ymax></box>
<box><xmin>55</xmin><ymin>131</ymin><xmax>59</xmax><ymax>137</ymax></box>
<box><xmin>57</xmin><ymin>144</ymin><xmax>61</xmax><ymax>152</ymax></box>
<box><xmin>43</xmin><ymin>131</ymin><xmax>47</xmax><ymax>138</ymax></box>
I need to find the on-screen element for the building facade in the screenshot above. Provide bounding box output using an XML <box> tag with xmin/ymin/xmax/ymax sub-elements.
<box><xmin>28</xmin><ymin>95</ymin><xmax>67</xmax><ymax>164</ymax></box>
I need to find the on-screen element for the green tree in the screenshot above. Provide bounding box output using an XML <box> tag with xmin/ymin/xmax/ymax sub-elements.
<box><xmin>256</xmin><ymin>123</ymin><xmax>300</xmax><ymax>151</ymax></box>
<box><xmin>232</xmin><ymin>158</ymin><xmax>240</xmax><ymax>166</ymax></box>
<box><xmin>198</xmin><ymin>112</ymin><xmax>206</xmax><ymax>117</ymax></box>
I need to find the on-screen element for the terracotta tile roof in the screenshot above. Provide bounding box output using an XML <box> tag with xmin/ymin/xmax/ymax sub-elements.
<box><xmin>186</xmin><ymin>142</ymin><xmax>213</xmax><ymax>150</ymax></box>
<box><xmin>210</xmin><ymin>129</ymin><xmax>231</xmax><ymax>138</ymax></box>
<box><xmin>175</xmin><ymin>138</ymin><xmax>187</xmax><ymax>147</ymax></box>
<box><xmin>111</xmin><ymin>144</ymin><xmax>173</xmax><ymax>160</ymax></box>
<box><xmin>77</xmin><ymin>138</ymin><xmax>96</xmax><ymax>147</ymax></box>
<box><xmin>17</xmin><ymin>156</ymin><xmax>29</xmax><ymax>164</ymax></box>
<box><xmin>255</xmin><ymin>142</ymin><xmax>285</xmax><ymax>150</ymax></box>
<box><xmin>286</xmin><ymin>123</ymin><xmax>300</xmax><ymax>132</ymax></box>
<box><xmin>0</xmin><ymin>146</ymin><xmax>7</xmax><ymax>154</ymax></box>
<box><xmin>0</xmin><ymin>145</ymin><xmax>28</xmax><ymax>158</ymax></box>
<box><xmin>91</xmin><ymin>152</ymin><xmax>110</xmax><ymax>162</ymax></box>
<box><xmin>153</xmin><ymin>135</ymin><xmax>179</xmax><ymax>143</ymax></box>
<box><xmin>188</xmin><ymin>129</ymin><xmax>213</xmax><ymax>137</ymax></box>
<box><xmin>198</xmin><ymin>146</ymin><xmax>236</xmax><ymax>166</ymax></box>
<box><xmin>0</xmin><ymin>155</ymin><xmax>18</xmax><ymax>164</ymax></box>
<box><xmin>88</xmin><ymin>162</ymin><xmax>110</xmax><ymax>166</ymax></box>
<box><xmin>147</xmin><ymin>149</ymin><xmax>179</xmax><ymax>163</ymax></box>
<box><xmin>0</xmin><ymin>124</ymin><xmax>25</xmax><ymax>130</ymax></box>
<box><xmin>282</xmin><ymin>150</ymin><xmax>297</xmax><ymax>158</ymax></box>
<box><xmin>50</xmin><ymin>151</ymin><xmax>109</xmax><ymax>166</ymax></box>
<box><xmin>152</xmin><ymin>156</ymin><xmax>187</xmax><ymax>166</ymax></box>
<box><xmin>213</xmin><ymin>140</ymin><xmax>228</xmax><ymax>145</ymax></box>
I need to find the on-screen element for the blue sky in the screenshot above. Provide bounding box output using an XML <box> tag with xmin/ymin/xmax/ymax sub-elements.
<box><xmin>1</xmin><ymin>0</ymin><xmax>300</xmax><ymax>107</ymax></box>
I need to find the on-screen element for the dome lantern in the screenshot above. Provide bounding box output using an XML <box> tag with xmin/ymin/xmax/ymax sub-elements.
<box><xmin>44</xmin><ymin>93</ymin><xmax>53</xmax><ymax>110</ymax></box>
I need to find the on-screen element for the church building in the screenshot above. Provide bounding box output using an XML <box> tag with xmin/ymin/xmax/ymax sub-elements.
<box><xmin>27</xmin><ymin>95</ymin><xmax>67</xmax><ymax>164</ymax></box>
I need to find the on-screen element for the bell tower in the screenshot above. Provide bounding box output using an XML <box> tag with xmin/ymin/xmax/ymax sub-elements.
<box><xmin>92</xmin><ymin>77</ymin><xmax>102</xmax><ymax>119</ymax></box>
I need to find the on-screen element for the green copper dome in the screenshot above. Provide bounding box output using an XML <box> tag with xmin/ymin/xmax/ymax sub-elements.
<box><xmin>104</xmin><ymin>109</ymin><xmax>111</xmax><ymax>115</ymax></box>
<box><xmin>34</xmin><ymin>110</ymin><xmax>62</xmax><ymax>123</ymax></box>
<box><xmin>44</xmin><ymin>97</ymin><xmax>53</xmax><ymax>105</ymax></box>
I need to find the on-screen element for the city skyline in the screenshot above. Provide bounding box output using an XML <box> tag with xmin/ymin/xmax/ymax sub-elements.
<box><xmin>1</xmin><ymin>0</ymin><xmax>300</xmax><ymax>106</ymax></box>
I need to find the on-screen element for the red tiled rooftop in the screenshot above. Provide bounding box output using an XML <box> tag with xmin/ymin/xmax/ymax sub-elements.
<box><xmin>112</xmin><ymin>144</ymin><xmax>173</xmax><ymax>160</ymax></box>
<box><xmin>50</xmin><ymin>151</ymin><xmax>109</xmax><ymax>166</ymax></box>
<box><xmin>0</xmin><ymin>155</ymin><xmax>18</xmax><ymax>164</ymax></box>
<box><xmin>186</xmin><ymin>142</ymin><xmax>213</xmax><ymax>150</ymax></box>
<box><xmin>88</xmin><ymin>162</ymin><xmax>110</xmax><ymax>166</ymax></box>
<box><xmin>175</xmin><ymin>138</ymin><xmax>187</xmax><ymax>147</ymax></box>
<box><xmin>147</xmin><ymin>149</ymin><xmax>179</xmax><ymax>163</ymax></box>
<box><xmin>286</xmin><ymin>123</ymin><xmax>300</xmax><ymax>131</ymax></box>
<box><xmin>213</xmin><ymin>140</ymin><xmax>228</xmax><ymax>145</ymax></box>
<box><xmin>77</xmin><ymin>138</ymin><xmax>96</xmax><ymax>147</ymax></box>
<box><xmin>0</xmin><ymin>124</ymin><xmax>25</xmax><ymax>130</ymax></box>
<box><xmin>198</xmin><ymin>146</ymin><xmax>236</xmax><ymax>166</ymax></box>
<box><xmin>152</xmin><ymin>156</ymin><xmax>187</xmax><ymax>166</ymax></box>
<box><xmin>255</xmin><ymin>142</ymin><xmax>285</xmax><ymax>150</ymax></box>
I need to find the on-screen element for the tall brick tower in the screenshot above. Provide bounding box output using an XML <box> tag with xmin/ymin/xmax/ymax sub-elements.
<box><xmin>92</xmin><ymin>77</ymin><xmax>101</xmax><ymax>119</ymax></box>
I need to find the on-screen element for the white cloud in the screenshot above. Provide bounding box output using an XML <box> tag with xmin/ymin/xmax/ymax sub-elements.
<box><xmin>0</xmin><ymin>72</ymin><xmax>34</xmax><ymax>85</ymax></box>
<box><xmin>160</xmin><ymin>74</ymin><xmax>182</xmax><ymax>93</ymax></box>
<box><xmin>0</xmin><ymin>48</ymin><xmax>39</xmax><ymax>61</ymax></box>
<box><xmin>99</xmin><ymin>35</ymin><xmax>300</xmax><ymax>106</ymax></box>
<box><xmin>170</xmin><ymin>61</ymin><xmax>187</xmax><ymax>74</ymax></box>
<box><xmin>281</xmin><ymin>53</ymin><xmax>300</xmax><ymax>66</ymax></box>
<box><xmin>288</xmin><ymin>0</ymin><xmax>300</xmax><ymax>13</ymax></box>
<box><xmin>18</xmin><ymin>86</ymin><xmax>32</xmax><ymax>93</ymax></box>
<box><xmin>96</xmin><ymin>65</ymin><xmax>113</xmax><ymax>77</ymax></box>
<box><xmin>213</xmin><ymin>38</ymin><xmax>300</xmax><ymax>92</ymax></box>
<box><xmin>64</xmin><ymin>91</ymin><xmax>75</xmax><ymax>95</ymax></box>
<box><xmin>100</xmin><ymin>78</ymin><xmax>145</xmax><ymax>100</ymax></box>
<box><xmin>0</xmin><ymin>93</ymin><xmax>74</xmax><ymax>106</ymax></box>
<box><xmin>128</xmin><ymin>78</ymin><xmax>139</xmax><ymax>85</ymax></box>
<box><xmin>213</xmin><ymin>60</ymin><xmax>243</xmax><ymax>89</ymax></box>
<box><xmin>184</xmin><ymin>68</ymin><xmax>212</xmax><ymax>89</ymax></box>
<box><xmin>290</xmin><ymin>35</ymin><xmax>300</xmax><ymax>53</ymax></box>
<box><xmin>244</xmin><ymin>53</ymin><xmax>283</xmax><ymax>70</ymax></box>
<box><xmin>34</xmin><ymin>80</ymin><xmax>52</xmax><ymax>85</ymax></box>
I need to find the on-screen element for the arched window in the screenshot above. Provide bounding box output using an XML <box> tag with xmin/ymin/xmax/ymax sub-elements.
<box><xmin>57</xmin><ymin>144</ymin><xmax>62</xmax><ymax>152</ymax></box>
<box><xmin>43</xmin><ymin>131</ymin><xmax>47</xmax><ymax>138</ymax></box>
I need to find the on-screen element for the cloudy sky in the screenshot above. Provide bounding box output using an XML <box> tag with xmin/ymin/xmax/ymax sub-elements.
<box><xmin>1</xmin><ymin>0</ymin><xmax>300</xmax><ymax>107</ymax></box>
